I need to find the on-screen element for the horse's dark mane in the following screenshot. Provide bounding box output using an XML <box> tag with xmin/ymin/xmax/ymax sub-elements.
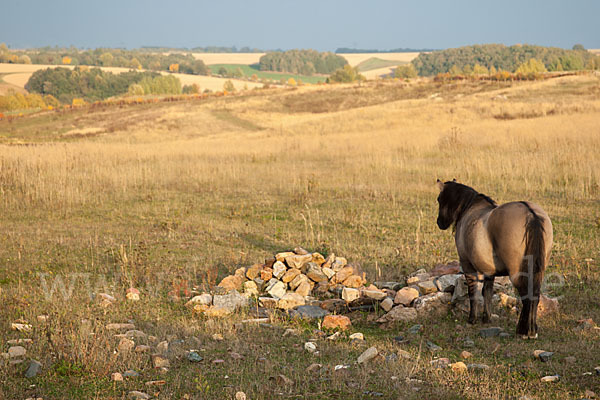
<box><xmin>443</xmin><ymin>181</ymin><xmax>497</xmax><ymax>224</ymax></box>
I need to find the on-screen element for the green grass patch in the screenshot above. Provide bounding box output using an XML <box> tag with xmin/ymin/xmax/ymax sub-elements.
<box><xmin>208</xmin><ymin>64</ymin><xmax>327</xmax><ymax>84</ymax></box>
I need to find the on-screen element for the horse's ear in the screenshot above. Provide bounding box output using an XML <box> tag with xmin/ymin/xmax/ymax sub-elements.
<box><xmin>452</xmin><ymin>178</ymin><xmax>457</xmax><ymax>182</ymax></box>
<box><xmin>436</xmin><ymin>179</ymin><xmax>444</xmax><ymax>192</ymax></box>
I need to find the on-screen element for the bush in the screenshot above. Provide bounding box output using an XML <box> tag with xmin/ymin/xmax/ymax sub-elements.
<box><xmin>327</xmin><ymin>65</ymin><xmax>365</xmax><ymax>83</ymax></box>
<box><xmin>395</xmin><ymin>64</ymin><xmax>417</xmax><ymax>79</ymax></box>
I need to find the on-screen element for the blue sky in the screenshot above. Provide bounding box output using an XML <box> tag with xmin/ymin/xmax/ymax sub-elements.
<box><xmin>2</xmin><ymin>0</ymin><xmax>599</xmax><ymax>50</ymax></box>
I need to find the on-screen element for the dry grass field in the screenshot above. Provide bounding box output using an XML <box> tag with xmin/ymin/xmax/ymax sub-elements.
<box><xmin>0</xmin><ymin>74</ymin><xmax>599</xmax><ymax>399</ymax></box>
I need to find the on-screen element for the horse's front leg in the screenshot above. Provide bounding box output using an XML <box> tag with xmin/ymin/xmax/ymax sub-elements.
<box><xmin>482</xmin><ymin>275</ymin><xmax>495</xmax><ymax>323</ymax></box>
<box><xmin>464</xmin><ymin>272</ymin><xmax>480</xmax><ymax>324</ymax></box>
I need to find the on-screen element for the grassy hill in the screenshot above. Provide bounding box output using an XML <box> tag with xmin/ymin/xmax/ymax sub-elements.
<box><xmin>208</xmin><ymin>63</ymin><xmax>327</xmax><ymax>84</ymax></box>
<box><xmin>1</xmin><ymin>75</ymin><xmax>599</xmax><ymax>399</ymax></box>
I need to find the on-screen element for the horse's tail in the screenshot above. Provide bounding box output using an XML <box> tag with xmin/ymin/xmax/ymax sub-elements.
<box><xmin>521</xmin><ymin>202</ymin><xmax>546</xmax><ymax>288</ymax></box>
<box><xmin>516</xmin><ymin>201</ymin><xmax>546</xmax><ymax>338</ymax></box>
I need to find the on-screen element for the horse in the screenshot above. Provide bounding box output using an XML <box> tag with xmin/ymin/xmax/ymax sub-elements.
<box><xmin>435</xmin><ymin>180</ymin><xmax>553</xmax><ymax>339</ymax></box>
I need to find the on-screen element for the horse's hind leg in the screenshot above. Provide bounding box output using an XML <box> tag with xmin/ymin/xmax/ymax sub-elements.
<box><xmin>515</xmin><ymin>276</ymin><xmax>541</xmax><ymax>339</ymax></box>
<box><xmin>465</xmin><ymin>273</ymin><xmax>480</xmax><ymax>324</ymax></box>
<box><xmin>482</xmin><ymin>275</ymin><xmax>495</xmax><ymax>323</ymax></box>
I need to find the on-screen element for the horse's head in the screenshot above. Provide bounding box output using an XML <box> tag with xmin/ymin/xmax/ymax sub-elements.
<box><xmin>436</xmin><ymin>178</ymin><xmax>460</xmax><ymax>230</ymax></box>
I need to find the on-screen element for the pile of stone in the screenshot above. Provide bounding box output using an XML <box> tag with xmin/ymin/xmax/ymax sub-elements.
<box><xmin>192</xmin><ymin>247</ymin><xmax>558</xmax><ymax>321</ymax></box>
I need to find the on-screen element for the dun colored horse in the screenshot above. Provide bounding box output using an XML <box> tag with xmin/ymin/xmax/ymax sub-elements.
<box><xmin>436</xmin><ymin>180</ymin><xmax>553</xmax><ymax>338</ymax></box>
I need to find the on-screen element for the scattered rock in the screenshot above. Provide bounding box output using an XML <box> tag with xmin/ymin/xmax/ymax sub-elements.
<box><xmin>213</xmin><ymin>290</ymin><xmax>249</xmax><ymax>312</ymax></box>
<box><xmin>417</xmin><ymin>280</ymin><xmax>438</xmax><ymax>295</ymax></box>
<box><xmin>480</xmin><ymin>327</ymin><xmax>504</xmax><ymax>338</ymax></box>
<box><xmin>152</xmin><ymin>354</ymin><xmax>170</xmax><ymax>368</ymax></box>
<box><xmin>413</xmin><ymin>292</ymin><xmax>451</xmax><ymax>315</ymax></box>
<box><xmin>118</xmin><ymin>338</ymin><xmax>135</xmax><ymax>352</ymax></box>
<box><xmin>394</xmin><ymin>287</ymin><xmax>420</xmax><ymax>306</ymax></box>
<box><xmin>434</xmin><ymin>274</ymin><xmax>460</xmax><ymax>293</ymax></box>
<box><xmin>11</xmin><ymin>322</ymin><xmax>33</xmax><ymax>332</ymax></box>
<box><xmin>362</xmin><ymin>289</ymin><xmax>387</xmax><ymax>301</ymax></box>
<box><xmin>533</xmin><ymin>350</ymin><xmax>553</xmax><ymax>362</ymax></box>
<box><xmin>430</xmin><ymin>262</ymin><xmax>461</xmax><ymax>276</ymax></box>
<box><xmin>306</xmin><ymin>363</ymin><xmax>322</xmax><ymax>373</ymax></box>
<box><xmin>106</xmin><ymin>323</ymin><xmax>136</xmax><ymax>331</ymax></box>
<box><xmin>540</xmin><ymin>375</ymin><xmax>560</xmax><ymax>382</ymax></box>
<box><xmin>380</xmin><ymin>297</ymin><xmax>394</xmax><ymax>312</ymax></box>
<box><xmin>451</xmin><ymin>361</ymin><xmax>468</xmax><ymax>373</ymax></box>
<box><xmin>37</xmin><ymin>315</ymin><xmax>49</xmax><ymax>323</ymax></box>
<box><xmin>460</xmin><ymin>351</ymin><xmax>472</xmax><ymax>359</ymax></box>
<box><xmin>259</xmin><ymin>297</ymin><xmax>278</xmax><ymax>309</ymax></box>
<box><xmin>426</xmin><ymin>341</ymin><xmax>442</xmax><ymax>352</ymax></box>
<box><xmin>499</xmin><ymin>293</ymin><xmax>517</xmax><ymax>308</ymax></box>
<box><xmin>187</xmin><ymin>351</ymin><xmax>203</xmax><ymax>362</ymax></box>
<box><xmin>304</xmin><ymin>342</ymin><xmax>317</xmax><ymax>353</ymax></box>
<box><xmin>135</xmin><ymin>345</ymin><xmax>151</xmax><ymax>353</ymax></box>
<box><xmin>204</xmin><ymin>305</ymin><xmax>231</xmax><ymax>317</ymax></box>
<box><xmin>377</xmin><ymin>306</ymin><xmax>418</xmax><ymax>323</ymax></box>
<box><xmin>374</xmin><ymin>281</ymin><xmax>404</xmax><ymax>291</ymax></box>
<box><xmin>218</xmin><ymin>275</ymin><xmax>243</xmax><ymax>291</ymax></box>
<box><xmin>295</xmin><ymin>305</ymin><xmax>330</xmax><ymax>319</ymax></box>
<box><xmin>25</xmin><ymin>360</ymin><xmax>42</xmax><ymax>378</ymax></box>
<box><xmin>8</xmin><ymin>346</ymin><xmax>26</xmax><ymax>358</ymax></box>
<box><xmin>537</xmin><ymin>294</ymin><xmax>559</xmax><ymax>317</ymax></box>
<box><xmin>467</xmin><ymin>363</ymin><xmax>490</xmax><ymax>371</ymax></box>
<box><xmin>128</xmin><ymin>391</ymin><xmax>150</xmax><ymax>400</ymax></box>
<box><xmin>145</xmin><ymin>380</ymin><xmax>166</xmax><ymax>386</ymax></box>
<box><xmin>349</xmin><ymin>332</ymin><xmax>364</xmax><ymax>341</ymax></box>
<box><xmin>260</xmin><ymin>267</ymin><xmax>273</xmax><ymax>281</ymax></box>
<box><xmin>295</xmin><ymin>281</ymin><xmax>312</xmax><ymax>297</ymax></box>
<box><xmin>111</xmin><ymin>372</ymin><xmax>123</xmax><ymax>381</ymax></box>
<box><xmin>463</xmin><ymin>338</ymin><xmax>475</xmax><ymax>348</ymax></box>
<box><xmin>333</xmin><ymin>266</ymin><xmax>355</xmax><ymax>284</ymax></box>
<box><xmin>272</xmin><ymin>261</ymin><xmax>287</xmax><ymax>279</ymax></box>
<box><xmin>285</xmin><ymin>254</ymin><xmax>312</xmax><ymax>270</ymax></box>
<box><xmin>266</xmin><ymin>280</ymin><xmax>287</xmax><ymax>299</ymax></box>
<box><xmin>242</xmin><ymin>281</ymin><xmax>259</xmax><ymax>296</ymax></box>
<box><xmin>322</xmin><ymin>315</ymin><xmax>351</xmax><ymax>331</ymax></box>
<box><xmin>235</xmin><ymin>392</ymin><xmax>247</xmax><ymax>400</ymax></box>
<box><xmin>97</xmin><ymin>293</ymin><xmax>117</xmax><ymax>307</ymax></box>
<box><xmin>186</xmin><ymin>293</ymin><xmax>213</xmax><ymax>306</ymax></box>
<box><xmin>342</xmin><ymin>287</ymin><xmax>360</xmax><ymax>303</ymax></box>
<box><xmin>342</xmin><ymin>275</ymin><xmax>365</xmax><ymax>288</ymax></box>
<box><xmin>275</xmin><ymin>252</ymin><xmax>295</xmax><ymax>262</ymax></box>
<box><xmin>245</xmin><ymin>264</ymin><xmax>262</xmax><ymax>280</ymax></box>
<box><xmin>357</xmin><ymin>346</ymin><xmax>378</xmax><ymax>364</ymax></box>
<box><xmin>408</xmin><ymin>324</ymin><xmax>423</xmax><ymax>334</ymax></box>
<box><xmin>281</xmin><ymin>268</ymin><xmax>301</xmax><ymax>283</ymax></box>
<box><xmin>306</xmin><ymin>263</ymin><xmax>328</xmax><ymax>283</ymax></box>
<box><xmin>430</xmin><ymin>358</ymin><xmax>450</xmax><ymax>368</ymax></box>
<box><xmin>278</xmin><ymin>292</ymin><xmax>305</xmax><ymax>310</ymax></box>
<box><xmin>123</xmin><ymin>370</ymin><xmax>140</xmax><ymax>378</ymax></box>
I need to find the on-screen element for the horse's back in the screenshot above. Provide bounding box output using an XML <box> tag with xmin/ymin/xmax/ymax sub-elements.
<box><xmin>488</xmin><ymin>201</ymin><xmax>553</xmax><ymax>273</ymax></box>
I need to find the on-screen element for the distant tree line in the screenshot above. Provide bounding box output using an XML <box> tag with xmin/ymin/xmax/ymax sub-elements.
<box><xmin>259</xmin><ymin>49</ymin><xmax>348</xmax><ymax>75</ymax></box>
<box><xmin>412</xmin><ymin>44</ymin><xmax>600</xmax><ymax>76</ymax></box>
<box><xmin>25</xmin><ymin>67</ymin><xmax>181</xmax><ymax>104</ymax></box>
<box><xmin>0</xmin><ymin>91</ymin><xmax>60</xmax><ymax>112</ymax></box>
<box><xmin>140</xmin><ymin>46</ymin><xmax>264</xmax><ymax>53</ymax></box>
<box><xmin>0</xmin><ymin>44</ymin><xmax>209</xmax><ymax>76</ymax></box>
<box><xmin>335</xmin><ymin>47</ymin><xmax>438</xmax><ymax>53</ymax></box>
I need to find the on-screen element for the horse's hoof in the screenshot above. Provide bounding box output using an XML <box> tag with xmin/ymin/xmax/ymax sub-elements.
<box><xmin>529</xmin><ymin>333</ymin><xmax>538</xmax><ymax>339</ymax></box>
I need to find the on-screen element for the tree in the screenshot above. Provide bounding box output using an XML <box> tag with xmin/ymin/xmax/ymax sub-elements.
<box><xmin>218</xmin><ymin>66</ymin><xmax>228</xmax><ymax>76</ymax></box>
<box><xmin>449</xmin><ymin>65</ymin><xmax>462</xmax><ymax>76</ymax></box>
<box><xmin>223</xmin><ymin>80</ymin><xmax>235</xmax><ymax>92</ymax></box>
<box><xmin>169</xmin><ymin>63</ymin><xmax>179</xmax><ymax>73</ymax></box>
<box><xmin>327</xmin><ymin>65</ymin><xmax>365</xmax><ymax>83</ymax></box>
<box><xmin>395</xmin><ymin>64</ymin><xmax>417</xmax><ymax>79</ymax></box>
<box><xmin>472</xmin><ymin>64</ymin><xmax>489</xmax><ymax>75</ymax></box>
<box><xmin>572</xmin><ymin>44</ymin><xmax>585</xmax><ymax>51</ymax></box>
<box><xmin>182</xmin><ymin>83</ymin><xmax>200</xmax><ymax>94</ymax></box>
<box><xmin>128</xmin><ymin>83</ymin><xmax>144</xmax><ymax>96</ymax></box>
<box><xmin>287</xmin><ymin>77</ymin><xmax>297</xmax><ymax>86</ymax></box>
<box><xmin>62</xmin><ymin>56</ymin><xmax>72</xmax><ymax>65</ymax></box>
<box><xmin>99</xmin><ymin>53</ymin><xmax>114</xmax><ymax>66</ymax></box>
<box><xmin>515</xmin><ymin>58</ymin><xmax>547</xmax><ymax>79</ymax></box>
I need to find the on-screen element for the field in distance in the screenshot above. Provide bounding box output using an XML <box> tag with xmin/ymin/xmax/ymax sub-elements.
<box><xmin>0</xmin><ymin>73</ymin><xmax>598</xmax><ymax>398</ymax></box>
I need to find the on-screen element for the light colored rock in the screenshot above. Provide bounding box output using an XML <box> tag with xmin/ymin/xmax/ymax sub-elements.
<box><xmin>213</xmin><ymin>290</ymin><xmax>249</xmax><ymax>312</ymax></box>
<box><xmin>417</xmin><ymin>280</ymin><xmax>438</xmax><ymax>295</ymax></box>
<box><xmin>276</xmin><ymin>252</ymin><xmax>295</xmax><ymax>262</ymax></box>
<box><xmin>204</xmin><ymin>305</ymin><xmax>232</xmax><ymax>317</ymax></box>
<box><xmin>499</xmin><ymin>292</ymin><xmax>517</xmax><ymax>308</ymax></box>
<box><xmin>112</xmin><ymin>372</ymin><xmax>124</xmax><ymax>381</ymax></box>
<box><xmin>413</xmin><ymin>292</ymin><xmax>451</xmax><ymax>315</ymax></box>
<box><xmin>322</xmin><ymin>267</ymin><xmax>335</xmax><ymax>279</ymax></box>
<box><xmin>123</xmin><ymin>330</ymin><xmax>146</xmax><ymax>339</ymax></box>
<box><xmin>217</xmin><ymin>275</ymin><xmax>243</xmax><ymax>291</ymax></box>
<box><xmin>406</xmin><ymin>276</ymin><xmax>420</xmax><ymax>285</ymax></box>
<box><xmin>8</xmin><ymin>346</ymin><xmax>26</xmax><ymax>358</ymax></box>
<box><xmin>129</xmin><ymin>391</ymin><xmax>150</xmax><ymax>400</ymax></box>
<box><xmin>306</xmin><ymin>263</ymin><xmax>328</xmax><ymax>283</ymax></box>
<box><xmin>278</xmin><ymin>292</ymin><xmax>306</xmax><ymax>309</ymax></box>
<box><xmin>322</xmin><ymin>315</ymin><xmax>352</xmax><ymax>331</ymax></box>
<box><xmin>538</xmin><ymin>294</ymin><xmax>559</xmax><ymax>317</ymax></box>
<box><xmin>540</xmin><ymin>375</ymin><xmax>560</xmax><ymax>382</ymax></box>
<box><xmin>152</xmin><ymin>354</ymin><xmax>170</xmax><ymax>368</ymax></box>
<box><xmin>266</xmin><ymin>280</ymin><xmax>287</xmax><ymax>299</ymax></box>
<box><xmin>135</xmin><ymin>345</ymin><xmax>151</xmax><ymax>353</ymax></box>
<box><xmin>451</xmin><ymin>361</ymin><xmax>468</xmax><ymax>373</ymax></box>
<box><xmin>259</xmin><ymin>297</ymin><xmax>278</xmax><ymax>308</ymax></box>
<box><xmin>342</xmin><ymin>287</ymin><xmax>360</xmax><ymax>303</ymax></box>
<box><xmin>245</xmin><ymin>263</ymin><xmax>262</xmax><ymax>280</ymax></box>
<box><xmin>37</xmin><ymin>315</ymin><xmax>49</xmax><ymax>323</ymax></box>
<box><xmin>186</xmin><ymin>293</ymin><xmax>212</xmax><ymax>306</ymax></box>
<box><xmin>306</xmin><ymin>363</ymin><xmax>322</xmax><ymax>373</ymax></box>
<box><xmin>289</xmin><ymin>273</ymin><xmax>309</xmax><ymax>290</ymax></box>
<box><xmin>260</xmin><ymin>267</ymin><xmax>273</xmax><ymax>281</ymax></box>
<box><xmin>322</xmin><ymin>253</ymin><xmax>335</xmax><ymax>269</ymax></box>
<box><xmin>357</xmin><ymin>346</ymin><xmax>378</xmax><ymax>364</ymax></box>
<box><xmin>311</xmin><ymin>252</ymin><xmax>326</xmax><ymax>265</ymax></box>
<box><xmin>431</xmin><ymin>358</ymin><xmax>450</xmax><ymax>368</ymax></box>
<box><xmin>272</xmin><ymin>261</ymin><xmax>287</xmax><ymax>278</ymax></box>
<box><xmin>126</xmin><ymin>288</ymin><xmax>140</xmax><ymax>301</ymax></box>
<box><xmin>235</xmin><ymin>392</ymin><xmax>247</xmax><ymax>400</ymax></box>
<box><xmin>434</xmin><ymin>274</ymin><xmax>460</xmax><ymax>292</ymax></box>
<box><xmin>118</xmin><ymin>338</ymin><xmax>135</xmax><ymax>352</ymax></box>
<box><xmin>380</xmin><ymin>297</ymin><xmax>394</xmax><ymax>312</ymax></box>
<box><xmin>242</xmin><ymin>281</ymin><xmax>259</xmax><ymax>296</ymax></box>
<box><xmin>285</xmin><ymin>254</ymin><xmax>312</xmax><ymax>270</ymax></box>
<box><xmin>304</xmin><ymin>342</ymin><xmax>317</xmax><ymax>353</ymax></box>
<box><xmin>343</xmin><ymin>275</ymin><xmax>365</xmax><ymax>288</ymax></box>
<box><xmin>333</xmin><ymin>266</ymin><xmax>354</xmax><ymax>284</ymax></box>
<box><xmin>282</xmin><ymin>268</ymin><xmax>301</xmax><ymax>283</ymax></box>
<box><xmin>460</xmin><ymin>351</ymin><xmax>472</xmax><ymax>359</ymax></box>
<box><xmin>349</xmin><ymin>332</ymin><xmax>364</xmax><ymax>341</ymax></box>
<box><xmin>97</xmin><ymin>293</ymin><xmax>117</xmax><ymax>307</ymax></box>
<box><xmin>362</xmin><ymin>289</ymin><xmax>387</xmax><ymax>301</ymax></box>
<box><xmin>377</xmin><ymin>306</ymin><xmax>418</xmax><ymax>323</ymax></box>
<box><xmin>295</xmin><ymin>281</ymin><xmax>312</xmax><ymax>297</ymax></box>
<box><xmin>394</xmin><ymin>287</ymin><xmax>420</xmax><ymax>306</ymax></box>
<box><xmin>452</xmin><ymin>275</ymin><xmax>468</xmax><ymax>303</ymax></box>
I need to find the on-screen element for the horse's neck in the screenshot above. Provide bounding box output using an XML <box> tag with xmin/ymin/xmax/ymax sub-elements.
<box><xmin>456</xmin><ymin>200</ymin><xmax>494</xmax><ymax>229</ymax></box>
